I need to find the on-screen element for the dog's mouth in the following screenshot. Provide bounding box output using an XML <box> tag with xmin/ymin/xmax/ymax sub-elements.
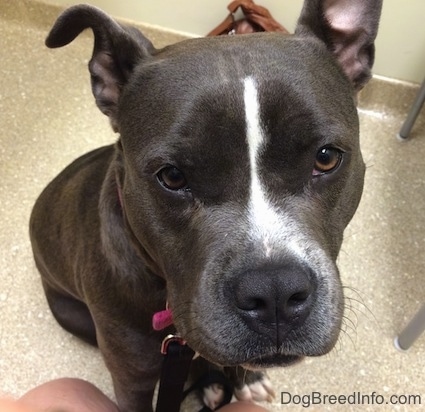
<box><xmin>242</xmin><ymin>353</ymin><xmax>304</xmax><ymax>369</ymax></box>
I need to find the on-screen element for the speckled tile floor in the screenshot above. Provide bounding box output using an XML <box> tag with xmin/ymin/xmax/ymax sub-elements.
<box><xmin>1</xmin><ymin>1</ymin><xmax>424</xmax><ymax>411</ymax></box>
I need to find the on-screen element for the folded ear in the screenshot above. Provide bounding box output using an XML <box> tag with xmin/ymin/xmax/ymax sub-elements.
<box><xmin>46</xmin><ymin>4</ymin><xmax>155</xmax><ymax>131</ymax></box>
<box><xmin>295</xmin><ymin>0</ymin><xmax>382</xmax><ymax>92</ymax></box>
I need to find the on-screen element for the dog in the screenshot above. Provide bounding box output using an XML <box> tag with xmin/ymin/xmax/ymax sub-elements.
<box><xmin>30</xmin><ymin>1</ymin><xmax>382</xmax><ymax>410</ymax></box>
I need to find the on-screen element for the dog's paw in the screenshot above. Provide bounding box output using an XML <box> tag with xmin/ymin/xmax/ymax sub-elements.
<box><xmin>234</xmin><ymin>375</ymin><xmax>275</xmax><ymax>403</ymax></box>
<box><xmin>202</xmin><ymin>382</ymin><xmax>225</xmax><ymax>410</ymax></box>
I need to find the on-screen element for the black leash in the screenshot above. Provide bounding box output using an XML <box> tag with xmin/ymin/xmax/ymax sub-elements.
<box><xmin>155</xmin><ymin>335</ymin><xmax>195</xmax><ymax>412</ymax></box>
<box><xmin>155</xmin><ymin>334</ymin><xmax>234</xmax><ymax>412</ymax></box>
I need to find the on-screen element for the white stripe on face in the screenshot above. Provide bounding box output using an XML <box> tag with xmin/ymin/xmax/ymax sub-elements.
<box><xmin>243</xmin><ymin>76</ymin><xmax>283</xmax><ymax>257</ymax></box>
<box><xmin>243</xmin><ymin>76</ymin><xmax>312</xmax><ymax>262</ymax></box>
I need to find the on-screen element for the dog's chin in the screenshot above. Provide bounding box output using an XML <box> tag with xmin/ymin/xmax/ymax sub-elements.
<box><xmin>242</xmin><ymin>353</ymin><xmax>304</xmax><ymax>370</ymax></box>
<box><xmin>197</xmin><ymin>347</ymin><xmax>305</xmax><ymax>370</ymax></box>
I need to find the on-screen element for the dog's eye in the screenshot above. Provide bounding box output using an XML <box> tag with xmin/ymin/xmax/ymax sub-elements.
<box><xmin>157</xmin><ymin>166</ymin><xmax>189</xmax><ymax>191</ymax></box>
<box><xmin>313</xmin><ymin>147</ymin><xmax>342</xmax><ymax>175</ymax></box>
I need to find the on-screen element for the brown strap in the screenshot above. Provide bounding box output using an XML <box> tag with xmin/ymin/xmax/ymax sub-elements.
<box><xmin>238</xmin><ymin>0</ymin><xmax>289</xmax><ymax>33</ymax></box>
<box><xmin>207</xmin><ymin>0</ymin><xmax>289</xmax><ymax>36</ymax></box>
<box><xmin>207</xmin><ymin>13</ymin><xmax>235</xmax><ymax>36</ymax></box>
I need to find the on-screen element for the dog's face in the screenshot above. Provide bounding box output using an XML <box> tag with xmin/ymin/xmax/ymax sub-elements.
<box><xmin>46</xmin><ymin>0</ymin><xmax>381</xmax><ymax>368</ymax></box>
<box><xmin>119</xmin><ymin>34</ymin><xmax>364</xmax><ymax>367</ymax></box>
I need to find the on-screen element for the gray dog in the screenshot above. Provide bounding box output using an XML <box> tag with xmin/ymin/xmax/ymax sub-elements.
<box><xmin>30</xmin><ymin>0</ymin><xmax>382</xmax><ymax>410</ymax></box>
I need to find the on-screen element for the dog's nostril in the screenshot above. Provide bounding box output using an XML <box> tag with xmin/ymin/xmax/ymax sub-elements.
<box><xmin>287</xmin><ymin>290</ymin><xmax>310</xmax><ymax>306</ymax></box>
<box><xmin>239</xmin><ymin>297</ymin><xmax>266</xmax><ymax>312</ymax></box>
<box><xmin>253</xmin><ymin>298</ymin><xmax>268</xmax><ymax>311</ymax></box>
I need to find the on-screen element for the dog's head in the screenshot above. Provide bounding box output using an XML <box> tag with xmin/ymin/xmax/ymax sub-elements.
<box><xmin>46</xmin><ymin>0</ymin><xmax>381</xmax><ymax>368</ymax></box>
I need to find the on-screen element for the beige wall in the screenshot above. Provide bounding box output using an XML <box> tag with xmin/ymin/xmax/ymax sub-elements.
<box><xmin>43</xmin><ymin>0</ymin><xmax>425</xmax><ymax>84</ymax></box>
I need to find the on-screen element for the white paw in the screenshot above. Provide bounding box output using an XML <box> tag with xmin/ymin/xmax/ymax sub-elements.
<box><xmin>203</xmin><ymin>383</ymin><xmax>225</xmax><ymax>410</ymax></box>
<box><xmin>234</xmin><ymin>376</ymin><xmax>276</xmax><ymax>403</ymax></box>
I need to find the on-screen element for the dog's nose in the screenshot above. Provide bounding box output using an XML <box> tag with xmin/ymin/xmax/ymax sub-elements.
<box><xmin>232</xmin><ymin>264</ymin><xmax>315</xmax><ymax>336</ymax></box>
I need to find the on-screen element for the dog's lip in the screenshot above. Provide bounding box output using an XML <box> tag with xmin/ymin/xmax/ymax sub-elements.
<box><xmin>242</xmin><ymin>353</ymin><xmax>303</xmax><ymax>369</ymax></box>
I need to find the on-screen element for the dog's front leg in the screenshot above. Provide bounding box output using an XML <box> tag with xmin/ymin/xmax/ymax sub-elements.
<box><xmin>225</xmin><ymin>366</ymin><xmax>275</xmax><ymax>404</ymax></box>
<box><xmin>195</xmin><ymin>364</ymin><xmax>275</xmax><ymax>408</ymax></box>
<box><xmin>95</xmin><ymin>322</ymin><xmax>163</xmax><ymax>412</ymax></box>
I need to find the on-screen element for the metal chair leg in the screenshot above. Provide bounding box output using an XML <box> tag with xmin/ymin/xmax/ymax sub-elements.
<box><xmin>394</xmin><ymin>303</ymin><xmax>425</xmax><ymax>351</ymax></box>
<box><xmin>397</xmin><ymin>78</ymin><xmax>425</xmax><ymax>140</ymax></box>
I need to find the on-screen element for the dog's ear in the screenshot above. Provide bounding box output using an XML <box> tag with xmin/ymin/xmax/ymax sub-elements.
<box><xmin>295</xmin><ymin>0</ymin><xmax>382</xmax><ymax>92</ymax></box>
<box><xmin>46</xmin><ymin>4</ymin><xmax>155</xmax><ymax>131</ymax></box>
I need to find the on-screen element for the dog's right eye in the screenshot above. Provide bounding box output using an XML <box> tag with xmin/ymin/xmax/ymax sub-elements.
<box><xmin>313</xmin><ymin>147</ymin><xmax>343</xmax><ymax>176</ymax></box>
<box><xmin>157</xmin><ymin>166</ymin><xmax>189</xmax><ymax>191</ymax></box>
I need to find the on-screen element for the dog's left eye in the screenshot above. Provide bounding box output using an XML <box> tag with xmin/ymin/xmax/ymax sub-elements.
<box><xmin>157</xmin><ymin>166</ymin><xmax>189</xmax><ymax>191</ymax></box>
<box><xmin>313</xmin><ymin>147</ymin><xmax>342</xmax><ymax>176</ymax></box>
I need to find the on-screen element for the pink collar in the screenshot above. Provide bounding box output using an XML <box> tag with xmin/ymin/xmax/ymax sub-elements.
<box><xmin>152</xmin><ymin>307</ymin><xmax>173</xmax><ymax>331</ymax></box>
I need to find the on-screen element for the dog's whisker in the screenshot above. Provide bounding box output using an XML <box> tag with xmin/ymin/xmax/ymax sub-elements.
<box><xmin>344</xmin><ymin>290</ymin><xmax>379</xmax><ymax>328</ymax></box>
<box><xmin>344</xmin><ymin>298</ymin><xmax>360</xmax><ymax>322</ymax></box>
<box><xmin>341</xmin><ymin>311</ymin><xmax>358</xmax><ymax>332</ymax></box>
<box><xmin>341</xmin><ymin>317</ymin><xmax>358</xmax><ymax>342</ymax></box>
<box><xmin>336</xmin><ymin>320</ymin><xmax>357</xmax><ymax>352</ymax></box>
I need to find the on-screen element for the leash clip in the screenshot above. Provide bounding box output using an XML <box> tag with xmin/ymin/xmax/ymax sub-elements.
<box><xmin>161</xmin><ymin>334</ymin><xmax>187</xmax><ymax>355</ymax></box>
